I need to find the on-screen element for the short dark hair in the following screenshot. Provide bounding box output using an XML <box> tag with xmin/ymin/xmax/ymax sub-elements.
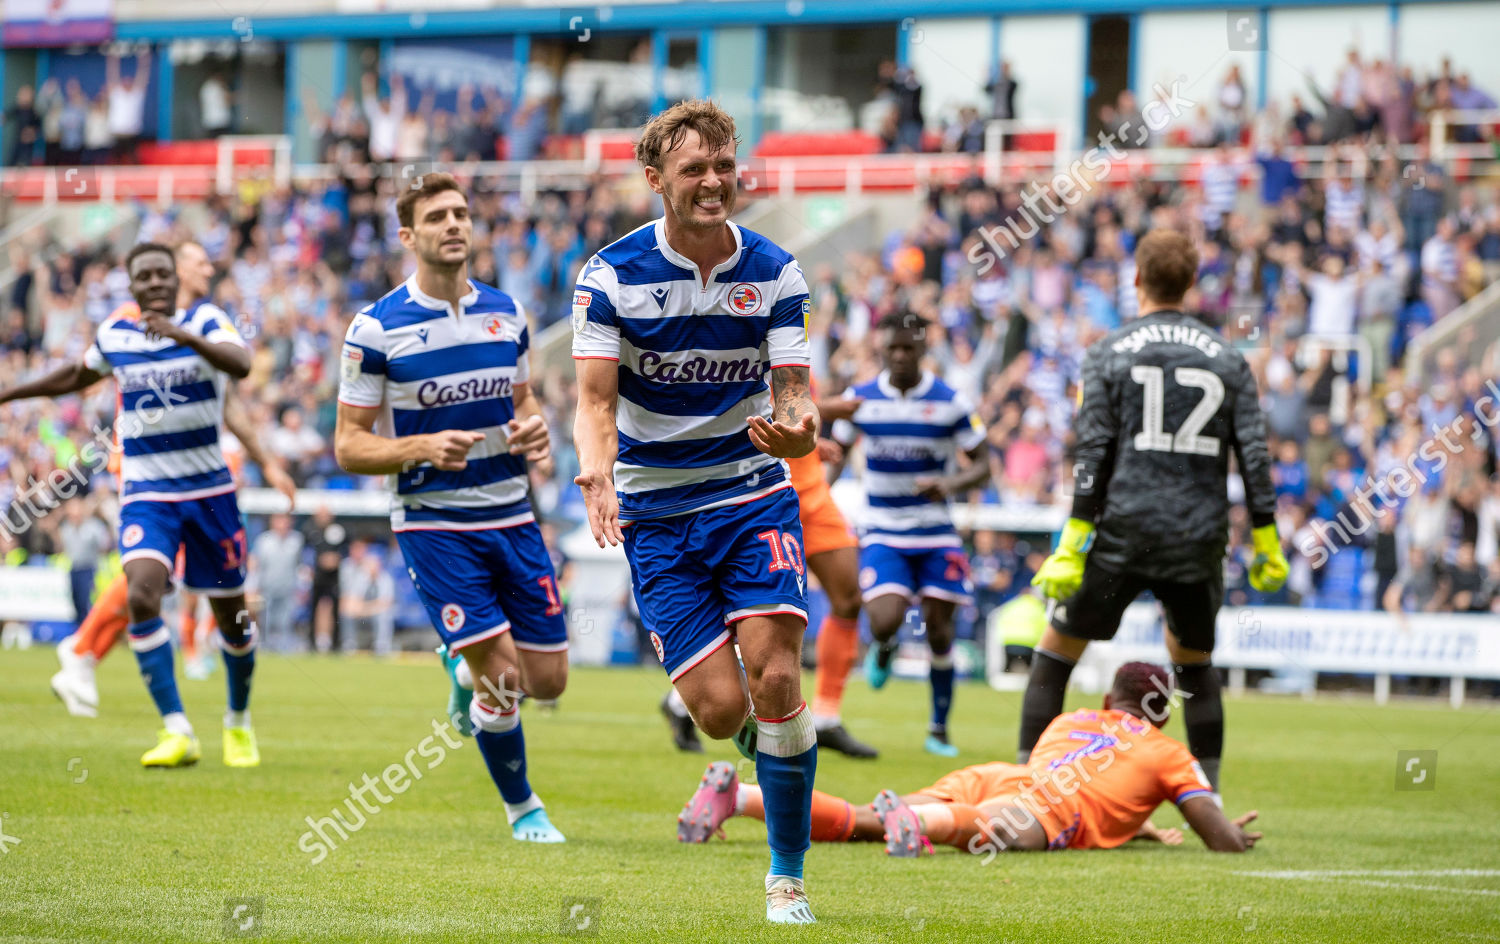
<box><xmin>876</xmin><ymin>311</ymin><xmax>930</xmax><ymax>335</ymax></box>
<box><xmin>1134</xmin><ymin>229</ymin><xmax>1198</xmax><ymax>304</ymax></box>
<box><xmin>395</xmin><ymin>172</ymin><xmax>466</xmax><ymax>229</ymax></box>
<box><xmin>1110</xmin><ymin>661</ymin><xmax>1172</xmax><ymax>710</ymax></box>
<box><xmin>125</xmin><ymin>242</ymin><xmax>175</xmax><ymax>273</ymax></box>
<box><xmin>635</xmin><ymin>100</ymin><xmax>739</xmax><ymax>171</ymax></box>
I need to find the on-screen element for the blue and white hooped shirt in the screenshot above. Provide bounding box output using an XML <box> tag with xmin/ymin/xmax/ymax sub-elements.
<box><xmin>571</xmin><ymin>218</ymin><xmax>812</xmax><ymax>521</ymax></box>
<box><xmin>338</xmin><ymin>276</ymin><xmax>534</xmax><ymax>532</ymax></box>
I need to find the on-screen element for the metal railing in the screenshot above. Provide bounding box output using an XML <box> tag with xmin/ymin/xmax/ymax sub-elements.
<box><xmin>6</xmin><ymin>116</ymin><xmax>1496</xmax><ymax>208</ymax></box>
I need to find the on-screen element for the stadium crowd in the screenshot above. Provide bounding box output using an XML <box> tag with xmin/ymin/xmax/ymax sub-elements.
<box><xmin>3</xmin><ymin>50</ymin><xmax>1500</xmax><ymax>652</ymax></box>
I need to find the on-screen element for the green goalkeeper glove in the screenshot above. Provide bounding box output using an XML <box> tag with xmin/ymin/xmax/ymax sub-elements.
<box><xmin>1031</xmin><ymin>518</ymin><xmax>1096</xmax><ymax>601</ymax></box>
<box><xmin>1248</xmin><ymin>523</ymin><xmax>1288</xmax><ymax>593</ymax></box>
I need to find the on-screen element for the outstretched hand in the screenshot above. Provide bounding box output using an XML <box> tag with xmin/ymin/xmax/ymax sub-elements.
<box><xmin>1233</xmin><ymin>810</ymin><xmax>1262</xmax><ymax>849</ymax></box>
<box><xmin>747</xmin><ymin>413</ymin><xmax>817</xmax><ymax>459</ymax></box>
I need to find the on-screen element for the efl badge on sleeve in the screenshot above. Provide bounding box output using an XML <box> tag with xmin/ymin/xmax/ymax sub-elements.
<box><xmin>340</xmin><ymin>345</ymin><xmax>363</xmax><ymax>383</ymax></box>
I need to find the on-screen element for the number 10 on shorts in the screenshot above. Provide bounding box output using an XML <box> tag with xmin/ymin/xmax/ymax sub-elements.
<box><xmin>757</xmin><ymin>529</ymin><xmax>805</xmax><ymax>575</ymax></box>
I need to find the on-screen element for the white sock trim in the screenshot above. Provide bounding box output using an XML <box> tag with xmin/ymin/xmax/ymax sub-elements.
<box><xmin>128</xmin><ymin>626</ymin><xmax>172</xmax><ymax>652</ymax></box>
<box><xmin>471</xmin><ymin>697</ymin><xmax>520</xmax><ymax>734</ymax></box>
<box><xmin>734</xmin><ymin>783</ymin><xmax>757</xmax><ymax>816</ymax></box>
<box><xmin>930</xmin><ymin>652</ymin><xmax>955</xmax><ymax>670</ymax></box>
<box><xmin>754</xmin><ymin>703</ymin><xmax>815</xmax><ymax>757</ymax></box>
<box><xmin>163</xmin><ymin>712</ymin><xmax>194</xmax><ymax>738</ymax></box>
<box><xmin>812</xmin><ymin>713</ymin><xmax>841</xmax><ymax>731</ymax></box>
<box><xmin>505</xmin><ymin>793</ymin><xmax>544</xmax><ymax>825</ymax></box>
<box><xmin>224</xmin><ymin>710</ymin><xmax>250</xmax><ymax>729</ymax></box>
<box><xmin>220</xmin><ymin>624</ymin><xmax>258</xmax><ymax>656</ymax></box>
<box><xmin>665</xmin><ymin>687</ymin><xmax>690</xmax><ymax>718</ymax></box>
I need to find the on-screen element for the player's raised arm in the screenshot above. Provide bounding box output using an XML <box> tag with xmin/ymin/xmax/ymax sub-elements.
<box><xmin>141</xmin><ymin>305</ymin><xmax>251</xmax><ymax>379</ymax></box>
<box><xmin>1228</xmin><ymin>355</ymin><xmax>1287</xmax><ymax>593</ymax></box>
<box><xmin>1179</xmin><ymin>796</ymin><xmax>1262</xmax><ymax>852</ymax></box>
<box><xmin>0</xmin><ymin>357</ymin><xmax>106</xmax><ymax>405</ymax></box>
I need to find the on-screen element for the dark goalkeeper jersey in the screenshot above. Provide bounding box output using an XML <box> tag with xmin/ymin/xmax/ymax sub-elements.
<box><xmin>1069</xmin><ymin>310</ymin><xmax>1276</xmax><ymax>582</ymax></box>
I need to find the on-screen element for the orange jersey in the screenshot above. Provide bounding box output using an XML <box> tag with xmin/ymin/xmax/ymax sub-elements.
<box><xmin>920</xmin><ymin>709</ymin><xmax>1211</xmax><ymax>850</ymax></box>
<box><xmin>788</xmin><ymin>376</ymin><xmax>857</xmax><ymax>556</ymax></box>
<box><xmin>786</xmin><ymin>450</ymin><xmax>825</xmax><ymax>495</ymax></box>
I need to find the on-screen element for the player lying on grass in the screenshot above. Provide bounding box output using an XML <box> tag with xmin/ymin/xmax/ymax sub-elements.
<box><xmin>678</xmin><ymin>661</ymin><xmax>1261</xmax><ymax>855</ymax></box>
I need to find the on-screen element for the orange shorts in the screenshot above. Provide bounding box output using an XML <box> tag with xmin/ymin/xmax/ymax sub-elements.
<box><xmin>797</xmin><ymin>479</ymin><xmax>857</xmax><ymax>557</ymax></box>
<box><xmin>918</xmin><ymin>762</ymin><xmax>1082</xmax><ymax>848</ymax></box>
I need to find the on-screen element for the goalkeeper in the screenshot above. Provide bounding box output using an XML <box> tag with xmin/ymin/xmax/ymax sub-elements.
<box><xmin>1019</xmin><ymin>230</ymin><xmax>1287</xmax><ymax>797</ymax></box>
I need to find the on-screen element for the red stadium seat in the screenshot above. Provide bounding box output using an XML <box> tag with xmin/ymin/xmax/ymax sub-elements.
<box><xmin>753</xmin><ymin>132</ymin><xmax>883</xmax><ymax>158</ymax></box>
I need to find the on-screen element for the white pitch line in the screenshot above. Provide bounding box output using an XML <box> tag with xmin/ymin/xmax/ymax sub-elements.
<box><xmin>1239</xmin><ymin>870</ymin><xmax>1500</xmax><ymax>879</ymax></box>
<box><xmin>1237</xmin><ymin>870</ymin><xmax>1500</xmax><ymax>898</ymax></box>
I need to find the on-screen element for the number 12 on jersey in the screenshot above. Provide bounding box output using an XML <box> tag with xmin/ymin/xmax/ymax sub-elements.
<box><xmin>1130</xmin><ymin>365</ymin><xmax>1224</xmax><ymax>457</ymax></box>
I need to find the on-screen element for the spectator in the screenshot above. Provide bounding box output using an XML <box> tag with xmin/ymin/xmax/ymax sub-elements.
<box><xmin>303</xmin><ymin>506</ymin><xmax>347</xmax><ymax>652</ymax></box>
<box><xmin>1304</xmin><ymin>254</ymin><xmax>1358</xmax><ymax>337</ymax></box>
<box><xmin>361</xmin><ymin>71</ymin><xmax>403</xmax><ymax>163</ymax></box>
<box><xmin>1445</xmin><ymin>542</ymin><xmax>1488</xmax><ymax>612</ymax></box>
<box><xmin>1421</xmin><ymin>216</ymin><xmax>1461</xmax><ymax>319</ymax></box>
<box><xmin>106</xmin><ymin>50</ymin><xmax>151</xmax><ymax>163</ymax></box>
<box><xmin>1217</xmin><ymin>64</ymin><xmax>1247</xmax><ymax>143</ymax></box>
<box><xmin>4</xmin><ymin>84</ymin><xmax>41</xmax><ymax>167</ymax></box>
<box><xmin>250</xmin><ymin>513</ymin><xmax>305</xmax><ymax>652</ymax></box>
<box><xmin>200</xmin><ymin>70</ymin><xmax>234</xmax><ymax>137</ymax></box>
<box><xmin>340</xmin><ymin>540</ymin><xmax>395</xmax><ymax>655</ymax></box>
<box><xmin>877</xmin><ymin>61</ymin><xmax>924</xmax><ymax>153</ymax></box>
<box><xmin>58</xmin><ymin>81</ymin><xmax>89</xmax><ymax>167</ymax></box>
<box><xmin>985</xmin><ymin>61</ymin><xmax>1018</xmax><ymax>122</ymax></box>
<box><xmin>36</xmin><ymin>79</ymin><xmax>64</xmax><ymax>166</ymax></box>
<box><xmin>269</xmin><ymin>406</ymin><xmax>326</xmax><ymax>484</ymax></box>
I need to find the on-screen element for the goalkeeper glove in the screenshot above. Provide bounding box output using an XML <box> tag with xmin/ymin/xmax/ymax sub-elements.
<box><xmin>1248</xmin><ymin>523</ymin><xmax>1288</xmax><ymax>593</ymax></box>
<box><xmin>1031</xmin><ymin>517</ymin><xmax>1095</xmax><ymax>601</ymax></box>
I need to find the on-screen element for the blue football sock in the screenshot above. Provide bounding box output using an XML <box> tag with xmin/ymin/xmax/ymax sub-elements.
<box><xmin>755</xmin><ymin>705</ymin><xmax>817</xmax><ymax>880</ymax></box>
<box><xmin>128</xmin><ymin>617</ymin><xmax>184</xmax><ymax>718</ymax></box>
<box><xmin>472</xmin><ymin>701</ymin><xmax>533</xmax><ymax>806</ymax></box>
<box><xmin>930</xmin><ymin>651</ymin><xmax>956</xmax><ymax>732</ymax></box>
<box><xmin>220</xmin><ymin>622</ymin><xmax>257</xmax><ymax>714</ymax></box>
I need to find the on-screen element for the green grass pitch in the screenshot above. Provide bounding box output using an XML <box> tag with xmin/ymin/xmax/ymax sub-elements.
<box><xmin>2</xmin><ymin>647</ymin><xmax>1497</xmax><ymax>943</ymax></box>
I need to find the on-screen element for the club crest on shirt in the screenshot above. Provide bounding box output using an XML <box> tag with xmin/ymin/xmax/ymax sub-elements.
<box><xmin>441</xmin><ymin>603</ymin><xmax>465</xmax><ymax>632</ymax></box>
<box><xmin>482</xmin><ymin>315</ymin><xmax>512</xmax><ymax>340</ymax></box>
<box><xmin>649</xmin><ymin>631</ymin><xmax>665</xmax><ymax>663</ymax></box>
<box><xmin>122</xmin><ymin>524</ymin><xmax>144</xmax><ymax>548</ymax></box>
<box><xmin>728</xmin><ymin>283</ymin><xmax>762</xmax><ymax>316</ymax></box>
